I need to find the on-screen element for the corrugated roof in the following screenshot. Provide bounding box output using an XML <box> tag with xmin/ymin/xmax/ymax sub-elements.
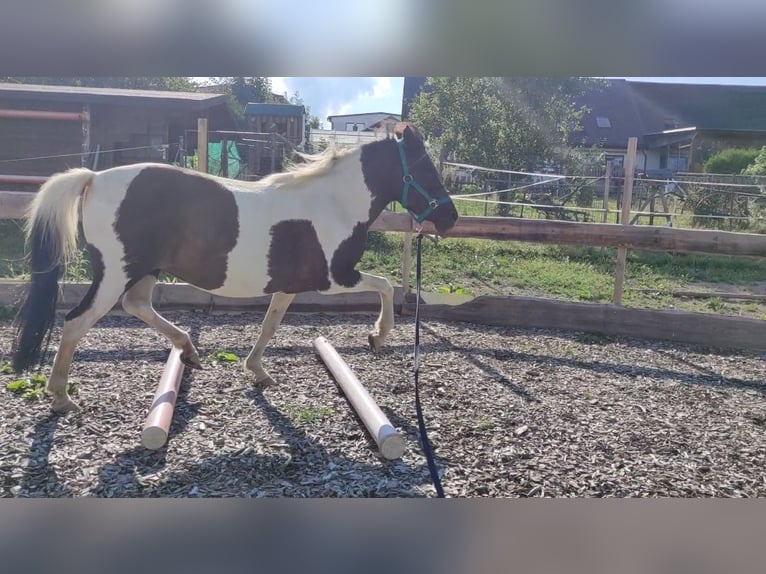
<box><xmin>0</xmin><ymin>82</ymin><xmax>228</xmax><ymax>108</ymax></box>
<box><xmin>244</xmin><ymin>103</ymin><xmax>305</xmax><ymax>116</ymax></box>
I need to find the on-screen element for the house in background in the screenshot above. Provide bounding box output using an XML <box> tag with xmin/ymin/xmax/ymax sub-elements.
<box><xmin>326</xmin><ymin>112</ymin><xmax>400</xmax><ymax>133</ymax></box>
<box><xmin>0</xmin><ymin>82</ymin><xmax>237</xmax><ymax>189</ymax></box>
<box><xmin>402</xmin><ymin>77</ymin><xmax>766</xmax><ymax>175</ymax></box>
<box><xmin>572</xmin><ymin>80</ymin><xmax>766</xmax><ymax>175</ymax></box>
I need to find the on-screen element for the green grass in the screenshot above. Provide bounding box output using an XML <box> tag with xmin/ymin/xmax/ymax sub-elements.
<box><xmin>288</xmin><ymin>405</ymin><xmax>334</xmax><ymax>424</ymax></box>
<box><xmin>0</xmin><ymin>220</ymin><xmax>27</xmax><ymax>278</ymax></box>
<box><xmin>359</xmin><ymin>231</ymin><xmax>766</xmax><ymax>317</ymax></box>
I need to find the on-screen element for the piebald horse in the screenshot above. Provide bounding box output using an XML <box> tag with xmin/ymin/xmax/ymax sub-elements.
<box><xmin>12</xmin><ymin>122</ymin><xmax>458</xmax><ymax>414</ymax></box>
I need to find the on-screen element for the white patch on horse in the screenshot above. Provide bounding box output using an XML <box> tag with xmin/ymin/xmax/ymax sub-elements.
<box><xmin>211</xmin><ymin>147</ymin><xmax>372</xmax><ymax>297</ymax></box>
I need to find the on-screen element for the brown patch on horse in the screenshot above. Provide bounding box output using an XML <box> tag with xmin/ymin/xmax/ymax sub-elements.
<box><xmin>115</xmin><ymin>166</ymin><xmax>239</xmax><ymax>290</ymax></box>
<box><xmin>330</xmin><ymin>222</ymin><xmax>367</xmax><ymax>288</ymax></box>
<box><xmin>265</xmin><ymin>220</ymin><xmax>331</xmax><ymax>293</ymax></box>
<box><xmin>65</xmin><ymin>243</ymin><xmax>104</xmax><ymax>320</ymax></box>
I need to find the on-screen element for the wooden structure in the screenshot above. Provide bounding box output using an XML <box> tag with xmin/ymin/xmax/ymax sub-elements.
<box><xmin>313</xmin><ymin>336</ymin><xmax>406</xmax><ymax>460</ymax></box>
<box><xmin>141</xmin><ymin>347</ymin><xmax>186</xmax><ymax>450</ymax></box>
<box><xmin>244</xmin><ymin>102</ymin><xmax>305</xmax><ymax>176</ymax></box>
<box><xmin>0</xmin><ymin>83</ymin><xmax>237</xmax><ymax>189</ymax></box>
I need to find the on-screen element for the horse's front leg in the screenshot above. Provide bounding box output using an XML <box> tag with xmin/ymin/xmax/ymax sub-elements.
<box><xmin>333</xmin><ymin>272</ymin><xmax>395</xmax><ymax>353</ymax></box>
<box><xmin>245</xmin><ymin>292</ymin><xmax>296</xmax><ymax>385</ymax></box>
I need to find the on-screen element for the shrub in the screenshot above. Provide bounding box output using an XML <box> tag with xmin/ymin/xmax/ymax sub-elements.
<box><xmin>704</xmin><ymin>148</ymin><xmax>760</xmax><ymax>174</ymax></box>
<box><xmin>743</xmin><ymin>146</ymin><xmax>766</xmax><ymax>176</ymax></box>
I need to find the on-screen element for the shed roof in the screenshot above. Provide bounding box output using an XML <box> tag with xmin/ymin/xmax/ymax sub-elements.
<box><xmin>573</xmin><ymin>79</ymin><xmax>766</xmax><ymax>148</ymax></box>
<box><xmin>244</xmin><ymin>103</ymin><xmax>305</xmax><ymax>116</ymax></box>
<box><xmin>0</xmin><ymin>82</ymin><xmax>228</xmax><ymax>110</ymax></box>
<box><xmin>403</xmin><ymin>77</ymin><xmax>766</xmax><ymax>150</ymax></box>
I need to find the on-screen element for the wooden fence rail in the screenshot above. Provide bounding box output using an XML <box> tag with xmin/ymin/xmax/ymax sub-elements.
<box><xmin>370</xmin><ymin>211</ymin><xmax>766</xmax><ymax>258</ymax></box>
<box><xmin>2</xmin><ymin>188</ymin><xmax>766</xmax><ymax>350</ymax></box>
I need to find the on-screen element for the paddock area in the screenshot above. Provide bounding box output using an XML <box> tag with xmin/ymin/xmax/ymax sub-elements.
<box><xmin>1</xmin><ymin>310</ymin><xmax>765</xmax><ymax>498</ymax></box>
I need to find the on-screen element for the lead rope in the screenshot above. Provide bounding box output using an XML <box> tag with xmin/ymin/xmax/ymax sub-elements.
<box><xmin>413</xmin><ymin>233</ymin><xmax>445</xmax><ymax>498</ymax></box>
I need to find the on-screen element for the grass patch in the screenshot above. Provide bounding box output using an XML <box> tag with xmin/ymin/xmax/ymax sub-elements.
<box><xmin>359</xmin><ymin>232</ymin><xmax>766</xmax><ymax>315</ymax></box>
<box><xmin>476</xmin><ymin>418</ymin><xmax>496</xmax><ymax>431</ymax></box>
<box><xmin>207</xmin><ymin>349</ymin><xmax>240</xmax><ymax>365</ymax></box>
<box><xmin>5</xmin><ymin>371</ymin><xmax>77</xmax><ymax>402</ymax></box>
<box><xmin>0</xmin><ymin>220</ymin><xmax>27</xmax><ymax>278</ymax></box>
<box><xmin>288</xmin><ymin>405</ymin><xmax>334</xmax><ymax>424</ymax></box>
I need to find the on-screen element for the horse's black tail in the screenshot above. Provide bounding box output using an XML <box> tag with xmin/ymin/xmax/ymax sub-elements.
<box><xmin>11</xmin><ymin>228</ymin><xmax>63</xmax><ymax>372</ymax></box>
<box><xmin>11</xmin><ymin>167</ymin><xmax>94</xmax><ymax>373</ymax></box>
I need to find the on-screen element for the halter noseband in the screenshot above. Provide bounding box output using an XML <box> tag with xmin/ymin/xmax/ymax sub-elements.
<box><xmin>396</xmin><ymin>138</ymin><xmax>451</xmax><ymax>224</ymax></box>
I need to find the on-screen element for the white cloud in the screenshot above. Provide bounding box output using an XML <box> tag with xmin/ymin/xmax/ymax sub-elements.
<box><xmin>267</xmin><ymin>77</ymin><xmax>403</xmax><ymax>128</ymax></box>
<box><xmin>269</xmin><ymin>77</ymin><xmax>289</xmax><ymax>97</ymax></box>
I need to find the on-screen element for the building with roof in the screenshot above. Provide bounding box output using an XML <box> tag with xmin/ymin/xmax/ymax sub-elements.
<box><xmin>402</xmin><ymin>77</ymin><xmax>766</xmax><ymax>175</ymax></box>
<box><xmin>326</xmin><ymin>112</ymin><xmax>400</xmax><ymax>133</ymax></box>
<box><xmin>0</xmin><ymin>82</ymin><xmax>237</xmax><ymax>186</ymax></box>
<box><xmin>243</xmin><ymin>102</ymin><xmax>306</xmax><ymax>175</ymax></box>
<box><xmin>244</xmin><ymin>102</ymin><xmax>306</xmax><ymax>145</ymax></box>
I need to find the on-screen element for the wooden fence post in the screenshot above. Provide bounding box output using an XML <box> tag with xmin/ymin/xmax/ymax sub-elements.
<box><xmin>602</xmin><ymin>160</ymin><xmax>612</xmax><ymax>223</ymax></box>
<box><xmin>81</xmin><ymin>105</ymin><xmax>91</xmax><ymax>168</ymax></box>
<box><xmin>613</xmin><ymin>137</ymin><xmax>637</xmax><ymax>306</ymax></box>
<box><xmin>197</xmin><ymin>118</ymin><xmax>208</xmax><ymax>174</ymax></box>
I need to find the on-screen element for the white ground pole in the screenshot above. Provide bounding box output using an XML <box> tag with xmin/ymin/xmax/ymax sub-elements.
<box><xmin>141</xmin><ymin>347</ymin><xmax>185</xmax><ymax>450</ymax></box>
<box><xmin>313</xmin><ymin>336</ymin><xmax>406</xmax><ymax>460</ymax></box>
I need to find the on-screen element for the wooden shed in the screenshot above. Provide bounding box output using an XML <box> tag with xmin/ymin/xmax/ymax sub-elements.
<box><xmin>244</xmin><ymin>103</ymin><xmax>305</xmax><ymax>144</ymax></box>
<box><xmin>243</xmin><ymin>102</ymin><xmax>306</xmax><ymax>176</ymax></box>
<box><xmin>0</xmin><ymin>82</ymin><xmax>237</xmax><ymax>189</ymax></box>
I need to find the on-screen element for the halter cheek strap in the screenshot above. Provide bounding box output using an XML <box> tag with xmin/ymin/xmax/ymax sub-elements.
<box><xmin>396</xmin><ymin>139</ymin><xmax>451</xmax><ymax>224</ymax></box>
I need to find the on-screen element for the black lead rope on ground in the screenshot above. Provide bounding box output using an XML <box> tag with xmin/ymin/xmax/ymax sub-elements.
<box><xmin>414</xmin><ymin>233</ymin><xmax>445</xmax><ymax>498</ymax></box>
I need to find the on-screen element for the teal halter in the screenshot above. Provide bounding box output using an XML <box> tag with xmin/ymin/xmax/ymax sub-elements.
<box><xmin>396</xmin><ymin>139</ymin><xmax>451</xmax><ymax>224</ymax></box>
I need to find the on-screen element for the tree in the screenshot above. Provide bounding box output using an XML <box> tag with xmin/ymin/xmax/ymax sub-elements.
<box><xmin>202</xmin><ymin>77</ymin><xmax>274</xmax><ymax>127</ymax></box>
<box><xmin>743</xmin><ymin>146</ymin><xmax>766</xmax><ymax>176</ymax></box>
<box><xmin>407</xmin><ymin>77</ymin><xmax>601</xmax><ymax>171</ymax></box>
<box><xmin>281</xmin><ymin>90</ymin><xmax>321</xmax><ymax>151</ymax></box>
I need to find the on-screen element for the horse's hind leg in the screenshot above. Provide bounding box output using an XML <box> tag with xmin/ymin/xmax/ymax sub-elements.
<box><xmin>245</xmin><ymin>291</ymin><xmax>295</xmax><ymax>385</ymax></box>
<box><xmin>48</xmin><ymin>270</ymin><xmax>126</xmax><ymax>413</ymax></box>
<box><xmin>122</xmin><ymin>275</ymin><xmax>202</xmax><ymax>369</ymax></box>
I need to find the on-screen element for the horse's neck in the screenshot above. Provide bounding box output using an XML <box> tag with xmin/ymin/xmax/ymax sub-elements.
<box><xmin>327</xmin><ymin>148</ymin><xmax>389</xmax><ymax>221</ymax></box>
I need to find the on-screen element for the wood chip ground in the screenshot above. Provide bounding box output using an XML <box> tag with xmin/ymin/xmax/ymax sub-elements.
<box><xmin>1</xmin><ymin>311</ymin><xmax>764</xmax><ymax>498</ymax></box>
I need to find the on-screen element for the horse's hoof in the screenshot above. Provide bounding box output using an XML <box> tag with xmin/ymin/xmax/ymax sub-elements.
<box><xmin>255</xmin><ymin>374</ymin><xmax>276</xmax><ymax>387</ymax></box>
<box><xmin>368</xmin><ymin>333</ymin><xmax>382</xmax><ymax>354</ymax></box>
<box><xmin>51</xmin><ymin>398</ymin><xmax>80</xmax><ymax>414</ymax></box>
<box><xmin>181</xmin><ymin>353</ymin><xmax>203</xmax><ymax>370</ymax></box>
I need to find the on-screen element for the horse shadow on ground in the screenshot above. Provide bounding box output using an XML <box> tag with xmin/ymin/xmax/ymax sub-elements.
<box><xmin>59</xmin><ymin>313</ymin><xmax>766</xmax><ymax>400</ymax></box>
<box><xmin>78</xmin><ymin>326</ymin><xmax>440</xmax><ymax>497</ymax></box>
<box><xmin>19</xmin><ymin>413</ymin><xmax>74</xmax><ymax>497</ymax></box>
<box><xmin>85</xmin><ymin>383</ymin><xmax>439</xmax><ymax>498</ymax></box>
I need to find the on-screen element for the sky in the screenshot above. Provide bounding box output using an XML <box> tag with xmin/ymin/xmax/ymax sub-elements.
<box><xmin>269</xmin><ymin>77</ymin><xmax>766</xmax><ymax>129</ymax></box>
<box><xmin>270</xmin><ymin>77</ymin><xmax>404</xmax><ymax>128</ymax></box>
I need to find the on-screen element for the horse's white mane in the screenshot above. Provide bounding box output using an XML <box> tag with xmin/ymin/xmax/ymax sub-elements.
<box><xmin>258</xmin><ymin>144</ymin><xmax>360</xmax><ymax>187</ymax></box>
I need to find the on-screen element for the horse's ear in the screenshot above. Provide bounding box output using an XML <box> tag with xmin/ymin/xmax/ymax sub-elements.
<box><xmin>394</xmin><ymin>122</ymin><xmax>408</xmax><ymax>142</ymax></box>
<box><xmin>394</xmin><ymin>122</ymin><xmax>423</xmax><ymax>143</ymax></box>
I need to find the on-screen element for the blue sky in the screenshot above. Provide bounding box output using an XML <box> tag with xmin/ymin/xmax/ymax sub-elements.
<box><xmin>270</xmin><ymin>77</ymin><xmax>766</xmax><ymax>129</ymax></box>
